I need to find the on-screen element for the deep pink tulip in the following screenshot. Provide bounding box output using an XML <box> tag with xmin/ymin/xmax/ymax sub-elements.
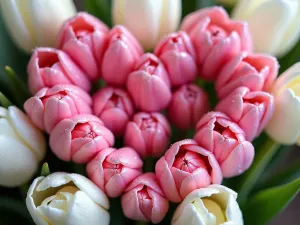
<box><xmin>154</xmin><ymin>31</ymin><xmax>197</xmax><ymax>87</ymax></box>
<box><xmin>127</xmin><ymin>53</ymin><xmax>171</xmax><ymax>112</ymax></box>
<box><xmin>101</xmin><ymin>25</ymin><xmax>143</xmax><ymax>86</ymax></box>
<box><xmin>27</xmin><ymin>48</ymin><xmax>90</xmax><ymax>94</ymax></box>
<box><xmin>168</xmin><ymin>84</ymin><xmax>209</xmax><ymax>130</ymax></box>
<box><xmin>216</xmin><ymin>87</ymin><xmax>274</xmax><ymax>141</ymax></box>
<box><xmin>124</xmin><ymin>112</ymin><xmax>171</xmax><ymax>158</ymax></box>
<box><xmin>58</xmin><ymin>12</ymin><xmax>109</xmax><ymax>81</ymax></box>
<box><xmin>215</xmin><ymin>52</ymin><xmax>279</xmax><ymax>98</ymax></box>
<box><xmin>86</xmin><ymin>147</ymin><xmax>143</xmax><ymax>198</ymax></box>
<box><xmin>93</xmin><ymin>87</ymin><xmax>135</xmax><ymax>136</ymax></box>
<box><xmin>194</xmin><ymin>112</ymin><xmax>255</xmax><ymax>178</ymax></box>
<box><xmin>181</xmin><ymin>7</ymin><xmax>252</xmax><ymax>80</ymax></box>
<box><xmin>155</xmin><ymin>139</ymin><xmax>222</xmax><ymax>203</ymax></box>
<box><xmin>24</xmin><ymin>84</ymin><xmax>92</xmax><ymax>133</ymax></box>
<box><xmin>121</xmin><ymin>173</ymin><xmax>169</xmax><ymax>224</ymax></box>
<box><xmin>50</xmin><ymin>114</ymin><xmax>114</xmax><ymax>164</ymax></box>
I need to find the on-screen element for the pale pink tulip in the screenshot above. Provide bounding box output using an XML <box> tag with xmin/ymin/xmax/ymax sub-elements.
<box><xmin>27</xmin><ymin>48</ymin><xmax>90</xmax><ymax>94</ymax></box>
<box><xmin>124</xmin><ymin>112</ymin><xmax>171</xmax><ymax>158</ymax></box>
<box><xmin>93</xmin><ymin>87</ymin><xmax>135</xmax><ymax>136</ymax></box>
<box><xmin>121</xmin><ymin>173</ymin><xmax>169</xmax><ymax>224</ymax></box>
<box><xmin>24</xmin><ymin>84</ymin><xmax>92</xmax><ymax>133</ymax></box>
<box><xmin>58</xmin><ymin>12</ymin><xmax>109</xmax><ymax>81</ymax></box>
<box><xmin>194</xmin><ymin>112</ymin><xmax>255</xmax><ymax>178</ymax></box>
<box><xmin>127</xmin><ymin>53</ymin><xmax>171</xmax><ymax>112</ymax></box>
<box><xmin>102</xmin><ymin>25</ymin><xmax>143</xmax><ymax>86</ymax></box>
<box><xmin>155</xmin><ymin>139</ymin><xmax>222</xmax><ymax>203</ymax></box>
<box><xmin>50</xmin><ymin>114</ymin><xmax>114</xmax><ymax>164</ymax></box>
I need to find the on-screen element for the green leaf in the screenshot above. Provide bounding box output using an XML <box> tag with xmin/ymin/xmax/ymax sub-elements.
<box><xmin>0</xmin><ymin>92</ymin><xmax>12</xmax><ymax>107</ymax></box>
<box><xmin>84</xmin><ymin>0</ymin><xmax>112</xmax><ymax>27</ymax></box>
<box><xmin>41</xmin><ymin>162</ymin><xmax>51</xmax><ymax>177</ymax></box>
<box><xmin>196</xmin><ymin>0</ymin><xmax>216</xmax><ymax>9</ymax></box>
<box><xmin>278</xmin><ymin>40</ymin><xmax>300</xmax><ymax>73</ymax></box>
<box><xmin>243</xmin><ymin>178</ymin><xmax>300</xmax><ymax>225</ymax></box>
<box><xmin>109</xmin><ymin>198</ymin><xmax>127</xmax><ymax>225</ymax></box>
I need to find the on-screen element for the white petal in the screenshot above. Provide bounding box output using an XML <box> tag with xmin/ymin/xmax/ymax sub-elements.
<box><xmin>0</xmin><ymin>118</ymin><xmax>20</xmax><ymax>141</ymax></box>
<box><xmin>273</xmin><ymin>62</ymin><xmax>300</xmax><ymax>92</ymax></box>
<box><xmin>172</xmin><ymin>202</ymin><xmax>205</xmax><ymax>225</ymax></box>
<box><xmin>37</xmin><ymin>206</ymin><xmax>66</xmax><ymax>225</ymax></box>
<box><xmin>225</xmin><ymin>194</ymin><xmax>244</xmax><ymax>225</ymax></box>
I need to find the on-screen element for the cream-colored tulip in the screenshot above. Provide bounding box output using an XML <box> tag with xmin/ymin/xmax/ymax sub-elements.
<box><xmin>26</xmin><ymin>172</ymin><xmax>110</xmax><ymax>225</ymax></box>
<box><xmin>232</xmin><ymin>0</ymin><xmax>300</xmax><ymax>57</ymax></box>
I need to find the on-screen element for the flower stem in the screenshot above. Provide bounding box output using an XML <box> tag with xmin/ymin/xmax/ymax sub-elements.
<box><xmin>136</xmin><ymin>221</ymin><xmax>148</xmax><ymax>225</ymax></box>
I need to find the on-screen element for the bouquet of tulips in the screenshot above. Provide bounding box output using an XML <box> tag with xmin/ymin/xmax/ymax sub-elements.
<box><xmin>0</xmin><ymin>0</ymin><xmax>299</xmax><ymax>225</ymax></box>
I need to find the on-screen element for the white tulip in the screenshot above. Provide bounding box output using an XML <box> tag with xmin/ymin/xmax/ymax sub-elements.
<box><xmin>112</xmin><ymin>0</ymin><xmax>181</xmax><ymax>50</ymax></box>
<box><xmin>26</xmin><ymin>172</ymin><xmax>110</xmax><ymax>225</ymax></box>
<box><xmin>0</xmin><ymin>106</ymin><xmax>46</xmax><ymax>187</ymax></box>
<box><xmin>172</xmin><ymin>185</ymin><xmax>243</xmax><ymax>225</ymax></box>
<box><xmin>232</xmin><ymin>0</ymin><xmax>300</xmax><ymax>57</ymax></box>
<box><xmin>265</xmin><ymin>63</ymin><xmax>300</xmax><ymax>145</ymax></box>
<box><xmin>0</xmin><ymin>0</ymin><xmax>76</xmax><ymax>53</ymax></box>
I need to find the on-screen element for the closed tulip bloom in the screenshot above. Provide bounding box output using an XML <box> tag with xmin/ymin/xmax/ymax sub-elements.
<box><xmin>232</xmin><ymin>0</ymin><xmax>300</xmax><ymax>57</ymax></box>
<box><xmin>155</xmin><ymin>139</ymin><xmax>222</xmax><ymax>203</ymax></box>
<box><xmin>216</xmin><ymin>87</ymin><xmax>274</xmax><ymax>141</ymax></box>
<box><xmin>215</xmin><ymin>52</ymin><xmax>279</xmax><ymax>98</ymax></box>
<box><xmin>124</xmin><ymin>112</ymin><xmax>171</xmax><ymax>158</ymax></box>
<box><xmin>0</xmin><ymin>106</ymin><xmax>45</xmax><ymax>187</ymax></box>
<box><xmin>24</xmin><ymin>84</ymin><xmax>92</xmax><ymax>133</ymax></box>
<box><xmin>194</xmin><ymin>112</ymin><xmax>255</xmax><ymax>178</ymax></box>
<box><xmin>28</xmin><ymin>48</ymin><xmax>90</xmax><ymax>94</ymax></box>
<box><xmin>50</xmin><ymin>114</ymin><xmax>114</xmax><ymax>164</ymax></box>
<box><xmin>265</xmin><ymin>63</ymin><xmax>300</xmax><ymax>145</ymax></box>
<box><xmin>127</xmin><ymin>53</ymin><xmax>171</xmax><ymax>112</ymax></box>
<box><xmin>168</xmin><ymin>84</ymin><xmax>209</xmax><ymax>130</ymax></box>
<box><xmin>181</xmin><ymin>6</ymin><xmax>252</xmax><ymax>80</ymax></box>
<box><xmin>102</xmin><ymin>25</ymin><xmax>143</xmax><ymax>86</ymax></box>
<box><xmin>58</xmin><ymin>12</ymin><xmax>109</xmax><ymax>81</ymax></box>
<box><xmin>121</xmin><ymin>173</ymin><xmax>169</xmax><ymax>224</ymax></box>
<box><xmin>154</xmin><ymin>31</ymin><xmax>197</xmax><ymax>86</ymax></box>
<box><xmin>93</xmin><ymin>87</ymin><xmax>135</xmax><ymax>136</ymax></box>
<box><xmin>172</xmin><ymin>185</ymin><xmax>243</xmax><ymax>225</ymax></box>
<box><xmin>26</xmin><ymin>172</ymin><xmax>110</xmax><ymax>225</ymax></box>
<box><xmin>87</xmin><ymin>147</ymin><xmax>143</xmax><ymax>198</ymax></box>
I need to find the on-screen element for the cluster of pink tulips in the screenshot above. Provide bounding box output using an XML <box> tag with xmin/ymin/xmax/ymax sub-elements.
<box><xmin>23</xmin><ymin>6</ymin><xmax>279</xmax><ymax>223</ymax></box>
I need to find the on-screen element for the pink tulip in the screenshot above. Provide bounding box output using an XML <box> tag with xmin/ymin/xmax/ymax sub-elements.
<box><xmin>58</xmin><ymin>12</ymin><xmax>109</xmax><ymax>81</ymax></box>
<box><xmin>50</xmin><ymin>114</ymin><xmax>114</xmax><ymax>164</ymax></box>
<box><xmin>24</xmin><ymin>84</ymin><xmax>92</xmax><ymax>133</ymax></box>
<box><xmin>194</xmin><ymin>112</ymin><xmax>255</xmax><ymax>178</ymax></box>
<box><xmin>154</xmin><ymin>31</ymin><xmax>197</xmax><ymax>86</ymax></box>
<box><xmin>155</xmin><ymin>139</ymin><xmax>222</xmax><ymax>203</ymax></box>
<box><xmin>86</xmin><ymin>147</ymin><xmax>143</xmax><ymax>198</ymax></box>
<box><xmin>168</xmin><ymin>84</ymin><xmax>209</xmax><ymax>130</ymax></box>
<box><xmin>216</xmin><ymin>87</ymin><xmax>274</xmax><ymax>141</ymax></box>
<box><xmin>93</xmin><ymin>87</ymin><xmax>135</xmax><ymax>136</ymax></box>
<box><xmin>27</xmin><ymin>48</ymin><xmax>90</xmax><ymax>94</ymax></box>
<box><xmin>127</xmin><ymin>53</ymin><xmax>171</xmax><ymax>112</ymax></box>
<box><xmin>215</xmin><ymin>52</ymin><xmax>279</xmax><ymax>98</ymax></box>
<box><xmin>121</xmin><ymin>173</ymin><xmax>169</xmax><ymax>224</ymax></box>
<box><xmin>181</xmin><ymin>6</ymin><xmax>252</xmax><ymax>80</ymax></box>
<box><xmin>102</xmin><ymin>25</ymin><xmax>143</xmax><ymax>86</ymax></box>
<box><xmin>124</xmin><ymin>112</ymin><xmax>171</xmax><ymax>158</ymax></box>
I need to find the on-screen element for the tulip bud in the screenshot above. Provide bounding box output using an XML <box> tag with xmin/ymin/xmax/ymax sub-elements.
<box><xmin>0</xmin><ymin>106</ymin><xmax>45</xmax><ymax>187</ymax></box>
<box><xmin>232</xmin><ymin>0</ymin><xmax>300</xmax><ymax>57</ymax></box>
<box><xmin>154</xmin><ymin>31</ymin><xmax>197</xmax><ymax>86</ymax></box>
<box><xmin>102</xmin><ymin>25</ymin><xmax>143</xmax><ymax>86</ymax></box>
<box><xmin>155</xmin><ymin>139</ymin><xmax>222</xmax><ymax>203</ymax></box>
<box><xmin>26</xmin><ymin>172</ymin><xmax>110</xmax><ymax>225</ymax></box>
<box><xmin>24</xmin><ymin>84</ymin><xmax>92</xmax><ymax>133</ymax></box>
<box><xmin>168</xmin><ymin>84</ymin><xmax>209</xmax><ymax>130</ymax></box>
<box><xmin>216</xmin><ymin>87</ymin><xmax>274</xmax><ymax>141</ymax></box>
<box><xmin>121</xmin><ymin>173</ymin><xmax>169</xmax><ymax>224</ymax></box>
<box><xmin>50</xmin><ymin>114</ymin><xmax>114</xmax><ymax>164</ymax></box>
<box><xmin>87</xmin><ymin>147</ymin><xmax>143</xmax><ymax>198</ymax></box>
<box><xmin>124</xmin><ymin>112</ymin><xmax>171</xmax><ymax>158</ymax></box>
<box><xmin>181</xmin><ymin>6</ymin><xmax>252</xmax><ymax>80</ymax></box>
<box><xmin>93</xmin><ymin>87</ymin><xmax>135</xmax><ymax>136</ymax></box>
<box><xmin>58</xmin><ymin>12</ymin><xmax>109</xmax><ymax>81</ymax></box>
<box><xmin>172</xmin><ymin>185</ymin><xmax>243</xmax><ymax>225</ymax></box>
<box><xmin>127</xmin><ymin>53</ymin><xmax>171</xmax><ymax>112</ymax></box>
<box><xmin>27</xmin><ymin>48</ymin><xmax>91</xmax><ymax>94</ymax></box>
<box><xmin>265</xmin><ymin>63</ymin><xmax>300</xmax><ymax>145</ymax></box>
<box><xmin>194</xmin><ymin>112</ymin><xmax>255</xmax><ymax>178</ymax></box>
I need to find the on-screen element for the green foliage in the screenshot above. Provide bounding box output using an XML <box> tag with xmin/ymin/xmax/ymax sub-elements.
<box><xmin>84</xmin><ymin>0</ymin><xmax>112</xmax><ymax>27</ymax></box>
